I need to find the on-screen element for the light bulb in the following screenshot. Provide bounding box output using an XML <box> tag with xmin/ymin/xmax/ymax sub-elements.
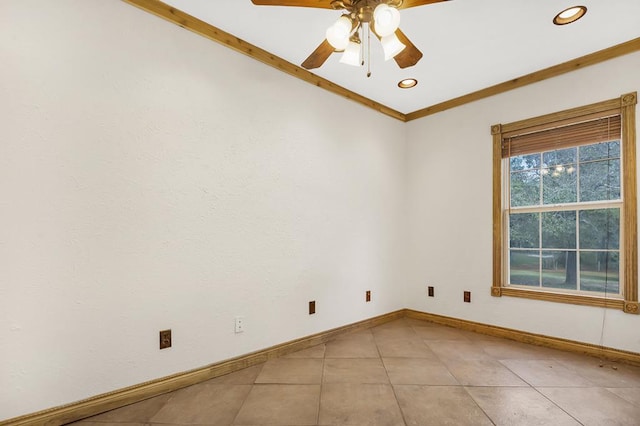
<box><xmin>326</xmin><ymin>16</ymin><xmax>352</xmax><ymax>50</ymax></box>
<box><xmin>553</xmin><ymin>6</ymin><xmax>587</xmax><ymax>25</ymax></box>
<box><xmin>381</xmin><ymin>33</ymin><xmax>405</xmax><ymax>61</ymax></box>
<box><xmin>373</xmin><ymin>4</ymin><xmax>400</xmax><ymax>37</ymax></box>
<box><xmin>339</xmin><ymin>41</ymin><xmax>361</xmax><ymax>66</ymax></box>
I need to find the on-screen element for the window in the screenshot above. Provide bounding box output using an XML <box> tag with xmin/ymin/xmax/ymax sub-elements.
<box><xmin>492</xmin><ymin>93</ymin><xmax>638</xmax><ymax>313</ymax></box>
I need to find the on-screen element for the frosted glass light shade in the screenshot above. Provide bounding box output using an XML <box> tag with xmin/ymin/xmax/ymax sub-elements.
<box><xmin>381</xmin><ymin>33</ymin><xmax>405</xmax><ymax>60</ymax></box>
<box><xmin>374</xmin><ymin>4</ymin><xmax>400</xmax><ymax>37</ymax></box>
<box><xmin>339</xmin><ymin>41</ymin><xmax>361</xmax><ymax>66</ymax></box>
<box><xmin>326</xmin><ymin>16</ymin><xmax>352</xmax><ymax>50</ymax></box>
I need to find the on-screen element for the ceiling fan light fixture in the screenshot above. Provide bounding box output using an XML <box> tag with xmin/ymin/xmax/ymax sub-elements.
<box><xmin>326</xmin><ymin>16</ymin><xmax>352</xmax><ymax>50</ymax></box>
<box><xmin>553</xmin><ymin>6</ymin><xmax>587</xmax><ymax>25</ymax></box>
<box><xmin>339</xmin><ymin>40</ymin><xmax>361</xmax><ymax>66</ymax></box>
<box><xmin>373</xmin><ymin>4</ymin><xmax>401</xmax><ymax>37</ymax></box>
<box><xmin>381</xmin><ymin>33</ymin><xmax>406</xmax><ymax>61</ymax></box>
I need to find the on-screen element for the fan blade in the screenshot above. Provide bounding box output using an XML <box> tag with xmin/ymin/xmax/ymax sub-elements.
<box><xmin>393</xmin><ymin>29</ymin><xmax>423</xmax><ymax>68</ymax></box>
<box><xmin>301</xmin><ymin>39</ymin><xmax>335</xmax><ymax>69</ymax></box>
<box><xmin>251</xmin><ymin>0</ymin><xmax>335</xmax><ymax>9</ymax></box>
<box><xmin>398</xmin><ymin>0</ymin><xmax>450</xmax><ymax>9</ymax></box>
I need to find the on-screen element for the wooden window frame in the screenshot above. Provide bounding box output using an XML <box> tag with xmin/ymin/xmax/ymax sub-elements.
<box><xmin>491</xmin><ymin>92</ymin><xmax>639</xmax><ymax>313</ymax></box>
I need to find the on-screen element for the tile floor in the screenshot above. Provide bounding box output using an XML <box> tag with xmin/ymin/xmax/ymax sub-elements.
<box><xmin>68</xmin><ymin>318</ymin><xmax>640</xmax><ymax>425</ymax></box>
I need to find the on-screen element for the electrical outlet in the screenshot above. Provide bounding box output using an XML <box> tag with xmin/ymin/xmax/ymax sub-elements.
<box><xmin>366</xmin><ymin>290</ymin><xmax>371</xmax><ymax>302</ymax></box>
<box><xmin>428</xmin><ymin>286</ymin><xmax>434</xmax><ymax>297</ymax></box>
<box><xmin>464</xmin><ymin>291</ymin><xmax>471</xmax><ymax>303</ymax></box>
<box><xmin>309</xmin><ymin>300</ymin><xmax>316</xmax><ymax>315</ymax></box>
<box><xmin>235</xmin><ymin>316</ymin><xmax>244</xmax><ymax>333</ymax></box>
<box><xmin>159</xmin><ymin>329</ymin><xmax>172</xmax><ymax>349</ymax></box>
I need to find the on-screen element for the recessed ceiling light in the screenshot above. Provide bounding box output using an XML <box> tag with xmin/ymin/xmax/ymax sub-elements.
<box><xmin>553</xmin><ymin>6</ymin><xmax>587</xmax><ymax>25</ymax></box>
<box><xmin>398</xmin><ymin>78</ymin><xmax>418</xmax><ymax>89</ymax></box>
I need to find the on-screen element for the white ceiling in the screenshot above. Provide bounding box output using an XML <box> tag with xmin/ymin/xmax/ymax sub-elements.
<box><xmin>162</xmin><ymin>0</ymin><xmax>639</xmax><ymax>115</ymax></box>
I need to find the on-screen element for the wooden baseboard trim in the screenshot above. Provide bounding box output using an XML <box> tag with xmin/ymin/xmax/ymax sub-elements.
<box><xmin>1</xmin><ymin>310</ymin><xmax>404</xmax><ymax>426</ymax></box>
<box><xmin>7</xmin><ymin>308</ymin><xmax>640</xmax><ymax>425</ymax></box>
<box><xmin>405</xmin><ymin>309</ymin><xmax>640</xmax><ymax>366</ymax></box>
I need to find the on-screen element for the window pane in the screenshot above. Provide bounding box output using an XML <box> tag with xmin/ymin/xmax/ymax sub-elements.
<box><xmin>510</xmin><ymin>213</ymin><xmax>539</xmax><ymax>248</ymax></box>
<box><xmin>510</xmin><ymin>153</ymin><xmax>541</xmax><ymax>171</ymax></box>
<box><xmin>511</xmin><ymin>170</ymin><xmax>540</xmax><ymax>207</ymax></box>
<box><xmin>542</xmin><ymin>250</ymin><xmax>577</xmax><ymax>290</ymax></box>
<box><xmin>542</xmin><ymin>165</ymin><xmax>577</xmax><ymax>204</ymax></box>
<box><xmin>543</xmin><ymin>148</ymin><xmax>576</xmax><ymax>167</ymax></box>
<box><xmin>510</xmin><ymin>250</ymin><xmax>540</xmax><ymax>286</ymax></box>
<box><xmin>580</xmin><ymin>141</ymin><xmax>620</xmax><ymax>162</ymax></box>
<box><xmin>542</xmin><ymin>211</ymin><xmax>576</xmax><ymax>249</ymax></box>
<box><xmin>579</xmin><ymin>208</ymin><xmax>620</xmax><ymax>250</ymax></box>
<box><xmin>579</xmin><ymin>159</ymin><xmax>620</xmax><ymax>202</ymax></box>
<box><xmin>580</xmin><ymin>251</ymin><xmax>620</xmax><ymax>293</ymax></box>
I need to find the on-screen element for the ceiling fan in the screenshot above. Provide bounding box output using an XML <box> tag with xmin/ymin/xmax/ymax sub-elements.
<box><xmin>251</xmin><ymin>0</ymin><xmax>450</xmax><ymax>71</ymax></box>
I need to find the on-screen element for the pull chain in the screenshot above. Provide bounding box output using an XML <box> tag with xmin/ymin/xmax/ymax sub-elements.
<box><xmin>366</xmin><ymin>23</ymin><xmax>371</xmax><ymax>77</ymax></box>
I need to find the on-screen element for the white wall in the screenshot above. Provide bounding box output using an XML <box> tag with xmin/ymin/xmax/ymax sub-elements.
<box><xmin>0</xmin><ymin>0</ymin><xmax>407</xmax><ymax>419</ymax></box>
<box><xmin>406</xmin><ymin>52</ymin><xmax>640</xmax><ymax>354</ymax></box>
<box><xmin>2</xmin><ymin>0</ymin><xmax>639</xmax><ymax>421</ymax></box>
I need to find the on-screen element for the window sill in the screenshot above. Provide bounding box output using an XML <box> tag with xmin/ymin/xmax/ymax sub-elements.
<box><xmin>491</xmin><ymin>286</ymin><xmax>639</xmax><ymax>313</ymax></box>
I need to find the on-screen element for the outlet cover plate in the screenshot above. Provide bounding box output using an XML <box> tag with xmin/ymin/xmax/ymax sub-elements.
<box><xmin>309</xmin><ymin>301</ymin><xmax>316</xmax><ymax>315</ymax></box>
<box><xmin>464</xmin><ymin>291</ymin><xmax>471</xmax><ymax>303</ymax></box>
<box><xmin>366</xmin><ymin>290</ymin><xmax>371</xmax><ymax>302</ymax></box>
<box><xmin>235</xmin><ymin>316</ymin><xmax>244</xmax><ymax>333</ymax></box>
<box><xmin>428</xmin><ymin>286</ymin><xmax>434</xmax><ymax>297</ymax></box>
<box><xmin>159</xmin><ymin>329</ymin><xmax>172</xmax><ymax>349</ymax></box>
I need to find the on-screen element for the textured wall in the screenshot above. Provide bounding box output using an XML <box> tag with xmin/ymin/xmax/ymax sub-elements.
<box><xmin>0</xmin><ymin>0</ymin><xmax>406</xmax><ymax>419</ymax></box>
<box><xmin>405</xmin><ymin>52</ymin><xmax>640</xmax><ymax>354</ymax></box>
<box><xmin>2</xmin><ymin>0</ymin><xmax>638</xmax><ymax>421</ymax></box>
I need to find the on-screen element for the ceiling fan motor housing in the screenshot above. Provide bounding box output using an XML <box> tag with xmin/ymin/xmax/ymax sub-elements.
<box><xmin>331</xmin><ymin>0</ymin><xmax>404</xmax><ymax>24</ymax></box>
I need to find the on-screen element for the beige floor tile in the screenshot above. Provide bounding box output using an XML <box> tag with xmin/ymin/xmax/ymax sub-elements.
<box><xmin>394</xmin><ymin>385</ymin><xmax>493</xmax><ymax>426</ymax></box>
<box><xmin>205</xmin><ymin>364</ymin><xmax>264</xmax><ymax>385</ymax></box>
<box><xmin>373</xmin><ymin>318</ymin><xmax>412</xmax><ymax>329</ymax></box>
<box><xmin>149</xmin><ymin>384</ymin><xmax>251</xmax><ymax>425</ymax></box>
<box><xmin>466</xmin><ymin>386</ymin><xmax>580</xmax><ymax>425</ymax></box>
<box><xmin>500</xmin><ymin>359</ymin><xmax>595</xmax><ymax>387</ymax></box>
<box><xmin>606</xmin><ymin>387</ymin><xmax>640</xmax><ymax>407</ymax></box>
<box><xmin>558</xmin><ymin>358</ymin><xmax>640</xmax><ymax>387</ymax></box>
<box><xmin>383</xmin><ymin>357</ymin><xmax>458</xmax><ymax>385</ymax></box>
<box><xmin>284</xmin><ymin>344</ymin><xmax>326</xmax><ymax>359</ymax></box>
<box><xmin>538</xmin><ymin>387</ymin><xmax>640</xmax><ymax>425</ymax></box>
<box><xmin>65</xmin><ymin>319</ymin><xmax>640</xmax><ymax>426</ymax></box>
<box><xmin>372</xmin><ymin>325</ymin><xmax>418</xmax><ymax>341</ymax></box>
<box><xmin>412</xmin><ymin>325</ymin><xmax>471</xmax><ymax>341</ymax></box>
<box><xmin>426</xmin><ymin>340</ymin><xmax>493</xmax><ymax>362</ymax></box>
<box><xmin>323</xmin><ymin>358</ymin><xmax>389</xmax><ymax>384</ymax></box>
<box><xmin>481</xmin><ymin>340</ymin><xmax>559</xmax><ymax>360</ymax></box>
<box><xmin>255</xmin><ymin>358</ymin><xmax>323</xmax><ymax>384</ymax></box>
<box><xmin>325</xmin><ymin>336</ymin><xmax>380</xmax><ymax>358</ymax></box>
<box><xmin>376</xmin><ymin>338</ymin><xmax>439</xmax><ymax>358</ymax></box>
<box><xmin>233</xmin><ymin>384</ymin><xmax>320</xmax><ymax>425</ymax></box>
<box><xmin>456</xmin><ymin>329</ymin><xmax>506</xmax><ymax>342</ymax></box>
<box><xmin>68</xmin><ymin>423</ymin><xmax>148</xmax><ymax>426</ymax></box>
<box><xmin>404</xmin><ymin>317</ymin><xmax>433</xmax><ymax>327</ymax></box>
<box><xmin>318</xmin><ymin>383</ymin><xmax>404</xmax><ymax>426</ymax></box>
<box><xmin>334</xmin><ymin>329</ymin><xmax>374</xmax><ymax>342</ymax></box>
<box><xmin>548</xmin><ymin>348</ymin><xmax>605</xmax><ymax>364</ymax></box>
<box><xmin>79</xmin><ymin>393</ymin><xmax>172</xmax><ymax>423</ymax></box>
<box><xmin>445</xmin><ymin>359</ymin><xmax>528</xmax><ymax>386</ymax></box>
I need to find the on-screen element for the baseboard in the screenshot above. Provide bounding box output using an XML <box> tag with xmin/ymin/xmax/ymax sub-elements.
<box><xmin>6</xmin><ymin>308</ymin><xmax>640</xmax><ymax>425</ymax></box>
<box><xmin>405</xmin><ymin>309</ymin><xmax>640</xmax><ymax>366</ymax></box>
<box><xmin>1</xmin><ymin>310</ymin><xmax>404</xmax><ymax>426</ymax></box>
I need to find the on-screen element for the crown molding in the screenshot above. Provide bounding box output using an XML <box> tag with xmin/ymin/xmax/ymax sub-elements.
<box><xmin>406</xmin><ymin>37</ymin><xmax>640</xmax><ymax>121</ymax></box>
<box><xmin>124</xmin><ymin>1</ymin><xmax>639</xmax><ymax>123</ymax></box>
<box><xmin>122</xmin><ymin>0</ymin><xmax>407</xmax><ymax>121</ymax></box>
